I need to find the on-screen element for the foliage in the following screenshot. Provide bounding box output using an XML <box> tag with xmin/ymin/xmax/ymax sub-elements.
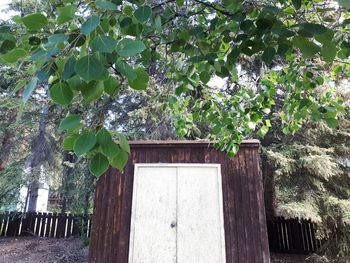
<box><xmin>263</xmin><ymin>97</ymin><xmax>350</xmax><ymax>261</ymax></box>
<box><xmin>0</xmin><ymin>160</ymin><xmax>26</xmax><ymax>211</ymax></box>
<box><xmin>0</xmin><ymin>0</ymin><xmax>348</xmax><ymax>175</ymax></box>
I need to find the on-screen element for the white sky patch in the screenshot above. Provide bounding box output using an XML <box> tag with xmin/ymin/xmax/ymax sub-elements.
<box><xmin>0</xmin><ymin>0</ymin><xmax>18</xmax><ymax>21</ymax></box>
<box><xmin>208</xmin><ymin>76</ymin><xmax>227</xmax><ymax>89</ymax></box>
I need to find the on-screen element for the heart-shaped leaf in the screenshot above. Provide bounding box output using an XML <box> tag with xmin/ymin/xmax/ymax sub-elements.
<box><xmin>321</xmin><ymin>41</ymin><xmax>337</xmax><ymax>63</ymax></box>
<box><xmin>91</xmin><ymin>35</ymin><xmax>117</xmax><ymax>53</ymax></box>
<box><xmin>118</xmin><ymin>133</ymin><xmax>130</xmax><ymax>153</ymax></box>
<box><xmin>90</xmin><ymin>153</ymin><xmax>109</xmax><ymax>177</ymax></box>
<box><xmin>22</xmin><ymin>13</ymin><xmax>48</xmax><ymax>31</ymax></box>
<box><xmin>134</xmin><ymin>6</ymin><xmax>152</xmax><ymax>23</ymax></box>
<box><xmin>128</xmin><ymin>67</ymin><xmax>149</xmax><ymax>90</ymax></box>
<box><xmin>110</xmin><ymin>150</ymin><xmax>128</xmax><ymax>170</ymax></box>
<box><xmin>63</xmin><ymin>134</ymin><xmax>79</xmax><ymax>150</ymax></box>
<box><xmin>81</xmin><ymin>16</ymin><xmax>100</xmax><ymax>35</ymax></box>
<box><xmin>81</xmin><ymin>81</ymin><xmax>104</xmax><ymax>102</ymax></box>
<box><xmin>63</xmin><ymin>57</ymin><xmax>76</xmax><ymax>80</ymax></box>
<box><xmin>262</xmin><ymin>47</ymin><xmax>276</xmax><ymax>64</ymax></box>
<box><xmin>97</xmin><ymin>128</ymin><xmax>112</xmax><ymax>145</ymax></box>
<box><xmin>57</xmin><ymin>5</ymin><xmax>77</xmax><ymax>25</ymax></box>
<box><xmin>75</xmin><ymin>55</ymin><xmax>104</xmax><ymax>82</ymax></box>
<box><xmin>0</xmin><ymin>49</ymin><xmax>26</xmax><ymax>63</ymax></box>
<box><xmin>115</xmin><ymin>60</ymin><xmax>137</xmax><ymax>80</ymax></box>
<box><xmin>74</xmin><ymin>131</ymin><xmax>97</xmax><ymax>156</ymax></box>
<box><xmin>301</xmin><ymin>23</ymin><xmax>327</xmax><ymax>36</ymax></box>
<box><xmin>104</xmin><ymin>76</ymin><xmax>119</xmax><ymax>96</ymax></box>
<box><xmin>49</xmin><ymin>82</ymin><xmax>73</xmax><ymax>106</ymax></box>
<box><xmin>95</xmin><ymin>1</ymin><xmax>118</xmax><ymax>10</ymax></box>
<box><xmin>116</xmin><ymin>38</ymin><xmax>146</xmax><ymax>57</ymax></box>
<box><xmin>59</xmin><ymin>115</ymin><xmax>82</xmax><ymax>131</ymax></box>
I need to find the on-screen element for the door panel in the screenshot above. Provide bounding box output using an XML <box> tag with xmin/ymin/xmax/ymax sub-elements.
<box><xmin>177</xmin><ymin>167</ymin><xmax>226</xmax><ymax>263</ymax></box>
<box><xmin>129</xmin><ymin>167</ymin><xmax>177</xmax><ymax>263</ymax></box>
<box><xmin>129</xmin><ymin>164</ymin><xmax>225</xmax><ymax>263</ymax></box>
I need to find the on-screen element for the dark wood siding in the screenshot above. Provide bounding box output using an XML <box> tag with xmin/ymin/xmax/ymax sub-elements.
<box><xmin>89</xmin><ymin>141</ymin><xmax>270</xmax><ymax>263</ymax></box>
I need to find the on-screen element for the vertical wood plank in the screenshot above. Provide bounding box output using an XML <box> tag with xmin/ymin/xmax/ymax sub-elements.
<box><xmin>245</xmin><ymin>148</ymin><xmax>263</xmax><ymax>261</ymax></box>
<box><xmin>252</xmin><ymin>148</ymin><xmax>271</xmax><ymax>262</ymax></box>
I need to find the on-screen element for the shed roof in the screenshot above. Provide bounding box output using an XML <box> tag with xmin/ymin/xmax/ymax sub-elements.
<box><xmin>128</xmin><ymin>140</ymin><xmax>260</xmax><ymax>148</ymax></box>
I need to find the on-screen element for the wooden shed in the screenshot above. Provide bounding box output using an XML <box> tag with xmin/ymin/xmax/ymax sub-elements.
<box><xmin>89</xmin><ymin>140</ymin><xmax>270</xmax><ymax>263</ymax></box>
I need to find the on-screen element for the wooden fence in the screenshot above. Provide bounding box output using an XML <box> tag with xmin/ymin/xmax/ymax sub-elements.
<box><xmin>267</xmin><ymin>217</ymin><xmax>323</xmax><ymax>254</ymax></box>
<box><xmin>0</xmin><ymin>211</ymin><xmax>92</xmax><ymax>238</ymax></box>
<box><xmin>1</xmin><ymin>211</ymin><xmax>322</xmax><ymax>255</ymax></box>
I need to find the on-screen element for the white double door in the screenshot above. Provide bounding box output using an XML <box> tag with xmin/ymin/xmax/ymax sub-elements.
<box><xmin>129</xmin><ymin>164</ymin><xmax>226</xmax><ymax>263</ymax></box>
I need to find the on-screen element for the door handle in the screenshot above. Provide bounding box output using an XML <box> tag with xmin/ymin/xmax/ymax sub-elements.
<box><xmin>170</xmin><ymin>221</ymin><xmax>177</xmax><ymax>228</ymax></box>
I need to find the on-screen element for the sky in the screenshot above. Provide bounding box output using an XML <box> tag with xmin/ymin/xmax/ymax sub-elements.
<box><xmin>0</xmin><ymin>0</ymin><xmax>18</xmax><ymax>21</ymax></box>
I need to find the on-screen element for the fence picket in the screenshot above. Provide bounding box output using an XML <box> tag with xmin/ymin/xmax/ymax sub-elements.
<box><xmin>267</xmin><ymin>217</ymin><xmax>323</xmax><ymax>254</ymax></box>
<box><xmin>0</xmin><ymin>212</ymin><xmax>92</xmax><ymax>239</ymax></box>
<box><xmin>0</xmin><ymin>212</ymin><xmax>325</xmax><ymax>254</ymax></box>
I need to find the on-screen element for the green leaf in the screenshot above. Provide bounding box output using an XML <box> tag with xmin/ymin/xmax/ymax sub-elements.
<box><xmin>134</xmin><ymin>6</ymin><xmax>152</xmax><ymax>23</ymax></box>
<box><xmin>81</xmin><ymin>81</ymin><xmax>104</xmax><ymax>102</ymax></box>
<box><xmin>116</xmin><ymin>38</ymin><xmax>146</xmax><ymax>57</ymax></box>
<box><xmin>91</xmin><ymin>35</ymin><xmax>117</xmax><ymax>53</ymax></box>
<box><xmin>301</xmin><ymin>43</ymin><xmax>320</xmax><ymax>58</ymax></box>
<box><xmin>47</xmin><ymin>34</ymin><xmax>69</xmax><ymax>45</ymax></box>
<box><xmin>102</xmin><ymin>141</ymin><xmax>120</xmax><ymax>159</ymax></box>
<box><xmin>0</xmin><ymin>49</ymin><xmax>26</xmax><ymax>63</ymax></box>
<box><xmin>75</xmin><ymin>55</ymin><xmax>105</xmax><ymax>82</ymax></box>
<box><xmin>22</xmin><ymin>13</ymin><xmax>48</xmax><ymax>31</ymax></box>
<box><xmin>104</xmin><ymin>76</ymin><xmax>119</xmax><ymax>95</ymax></box>
<box><xmin>81</xmin><ymin>16</ymin><xmax>100</xmax><ymax>35</ymax></box>
<box><xmin>321</xmin><ymin>41</ymin><xmax>337</xmax><ymax>63</ymax></box>
<box><xmin>262</xmin><ymin>47</ymin><xmax>276</xmax><ymax>64</ymax></box>
<box><xmin>63</xmin><ymin>57</ymin><xmax>76</xmax><ymax>80</ymax></box>
<box><xmin>28</xmin><ymin>36</ymin><xmax>41</xmax><ymax>46</ymax></box>
<box><xmin>110</xmin><ymin>150</ymin><xmax>128</xmax><ymax>170</ymax></box>
<box><xmin>337</xmin><ymin>0</ymin><xmax>350</xmax><ymax>9</ymax></box>
<box><xmin>63</xmin><ymin>134</ymin><xmax>78</xmax><ymax>150</ymax></box>
<box><xmin>200</xmin><ymin>71</ymin><xmax>210</xmax><ymax>84</ymax></box>
<box><xmin>115</xmin><ymin>60</ymin><xmax>137</xmax><ymax>80</ymax></box>
<box><xmin>301</xmin><ymin>23</ymin><xmax>327</xmax><ymax>36</ymax></box>
<box><xmin>90</xmin><ymin>153</ymin><xmax>109</xmax><ymax>177</ymax></box>
<box><xmin>176</xmin><ymin>0</ymin><xmax>185</xmax><ymax>5</ymax></box>
<box><xmin>128</xmin><ymin>67</ymin><xmax>149</xmax><ymax>90</ymax></box>
<box><xmin>293</xmin><ymin>37</ymin><xmax>320</xmax><ymax>58</ymax></box>
<box><xmin>49</xmin><ymin>82</ymin><xmax>73</xmax><ymax>106</ymax></box>
<box><xmin>292</xmin><ymin>0</ymin><xmax>301</xmax><ymax>9</ymax></box>
<box><xmin>22</xmin><ymin>77</ymin><xmax>38</xmax><ymax>103</ymax></box>
<box><xmin>97</xmin><ymin>128</ymin><xmax>112</xmax><ymax>145</ymax></box>
<box><xmin>118</xmin><ymin>133</ymin><xmax>130</xmax><ymax>153</ymax></box>
<box><xmin>74</xmin><ymin>131</ymin><xmax>97</xmax><ymax>156</ymax></box>
<box><xmin>326</xmin><ymin>118</ymin><xmax>338</xmax><ymax>128</ymax></box>
<box><xmin>257</xmin><ymin>125</ymin><xmax>269</xmax><ymax>138</ymax></box>
<box><xmin>57</xmin><ymin>5</ymin><xmax>77</xmax><ymax>25</ymax></box>
<box><xmin>315</xmin><ymin>29</ymin><xmax>334</xmax><ymax>44</ymax></box>
<box><xmin>97</xmin><ymin>128</ymin><xmax>121</xmax><ymax>158</ymax></box>
<box><xmin>95</xmin><ymin>1</ymin><xmax>118</xmax><ymax>10</ymax></box>
<box><xmin>59</xmin><ymin>115</ymin><xmax>82</xmax><ymax>131</ymax></box>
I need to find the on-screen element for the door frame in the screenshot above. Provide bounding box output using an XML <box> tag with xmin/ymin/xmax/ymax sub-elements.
<box><xmin>129</xmin><ymin>163</ymin><xmax>226</xmax><ymax>262</ymax></box>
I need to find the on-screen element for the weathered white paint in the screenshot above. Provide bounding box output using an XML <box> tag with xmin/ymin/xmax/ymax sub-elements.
<box><xmin>129</xmin><ymin>164</ymin><xmax>226</xmax><ymax>263</ymax></box>
<box><xmin>129</xmin><ymin>166</ymin><xmax>177</xmax><ymax>263</ymax></box>
<box><xmin>177</xmin><ymin>166</ymin><xmax>226</xmax><ymax>263</ymax></box>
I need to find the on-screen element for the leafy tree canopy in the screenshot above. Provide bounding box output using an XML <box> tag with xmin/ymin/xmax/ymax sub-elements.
<box><xmin>0</xmin><ymin>0</ymin><xmax>348</xmax><ymax>175</ymax></box>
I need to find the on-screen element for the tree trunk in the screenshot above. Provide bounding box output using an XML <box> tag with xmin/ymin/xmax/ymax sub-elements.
<box><xmin>261</xmin><ymin>154</ymin><xmax>276</xmax><ymax>218</ymax></box>
<box><xmin>0</xmin><ymin>110</ymin><xmax>17</xmax><ymax>172</ymax></box>
<box><xmin>60</xmin><ymin>151</ymin><xmax>76</xmax><ymax>214</ymax></box>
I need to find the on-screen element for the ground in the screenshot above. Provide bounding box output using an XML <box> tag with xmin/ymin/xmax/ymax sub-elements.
<box><xmin>0</xmin><ymin>237</ymin><xmax>327</xmax><ymax>263</ymax></box>
<box><xmin>0</xmin><ymin>237</ymin><xmax>88</xmax><ymax>263</ymax></box>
